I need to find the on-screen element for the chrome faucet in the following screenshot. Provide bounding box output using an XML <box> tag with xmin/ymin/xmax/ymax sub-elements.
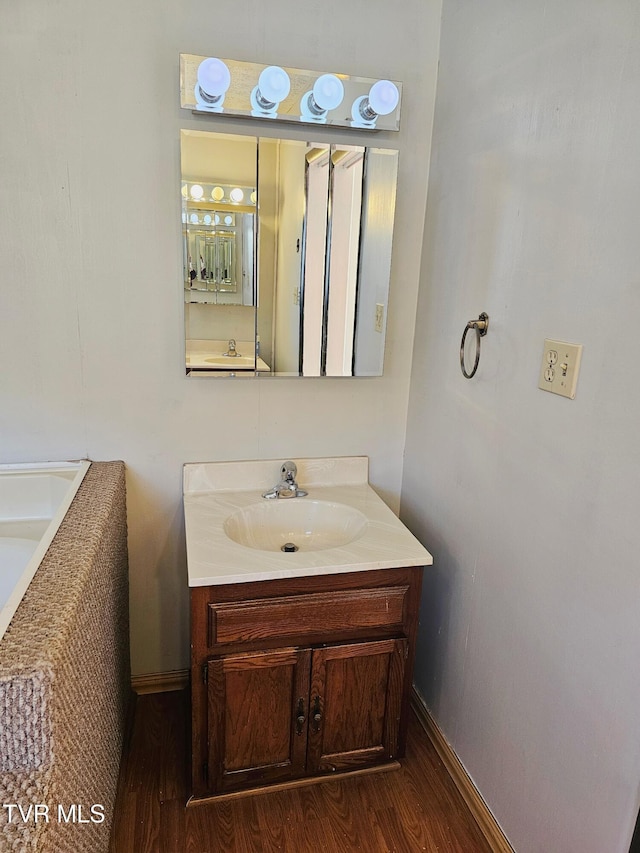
<box><xmin>262</xmin><ymin>461</ymin><xmax>308</xmax><ymax>499</ymax></box>
<box><xmin>223</xmin><ymin>339</ymin><xmax>240</xmax><ymax>357</ymax></box>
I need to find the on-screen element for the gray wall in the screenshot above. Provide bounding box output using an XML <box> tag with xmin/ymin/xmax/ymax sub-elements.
<box><xmin>402</xmin><ymin>2</ymin><xmax>640</xmax><ymax>851</ymax></box>
<box><xmin>0</xmin><ymin>1</ymin><xmax>441</xmax><ymax>676</ymax></box>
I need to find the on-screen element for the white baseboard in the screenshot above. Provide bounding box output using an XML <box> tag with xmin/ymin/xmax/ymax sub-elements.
<box><xmin>411</xmin><ymin>689</ymin><xmax>515</xmax><ymax>853</ymax></box>
<box><xmin>131</xmin><ymin>669</ymin><xmax>189</xmax><ymax>694</ymax></box>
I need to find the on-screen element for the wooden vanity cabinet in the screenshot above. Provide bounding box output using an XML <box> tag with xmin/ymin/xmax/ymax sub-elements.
<box><xmin>190</xmin><ymin>566</ymin><xmax>423</xmax><ymax>802</ymax></box>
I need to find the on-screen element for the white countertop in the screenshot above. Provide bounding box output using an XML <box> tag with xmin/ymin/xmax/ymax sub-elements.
<box><xmin>183</xmin><ymin>457</ymin><xmax>433</xmax><ymax>587</ymax></box>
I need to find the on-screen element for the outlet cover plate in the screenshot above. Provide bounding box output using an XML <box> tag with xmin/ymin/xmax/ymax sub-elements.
<box><xmin>538</xmin><ymin>338</ymin><xmax>583</xmax><ymax>399</ymax></box>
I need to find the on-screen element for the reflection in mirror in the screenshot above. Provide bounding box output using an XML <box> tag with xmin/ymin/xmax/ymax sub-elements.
<box><xmin>180</xmin><ymin>129</ymin><xmax>398</xmax><ymax>377</ymax></box>
<box><xmin>300</xmin><ymin>143</ymin><xmax>330</xmax><ymax>375</ymax></box>
<box><xmin>184</xmin><ymin>200</ymin><xmax>253</xmax><ymax>299</ymax></box>
<box><xmin>181</xmin><ymin>131</ymin><xmax>268</xmax><ymax>375</ymax></box>
<box><xmin>257</xmin><ymin>137</ymin><xmax>312</xmax><ymax>375</ymax></box>
<box><xmin>260</xmin><ymin>139</ymin><xmax>398</xmax><ymax>376</ymax></box>
<box><xmin>325</xmin><ymin>144</ymin><xmax>365</xmax><ymax>376</ymax></box>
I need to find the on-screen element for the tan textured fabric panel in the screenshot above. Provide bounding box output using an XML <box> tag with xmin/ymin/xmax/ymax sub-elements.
<box><xmin>0</xmin><ymin>462</ymin><xmax>130</xmax><ymax>853</ymax></box>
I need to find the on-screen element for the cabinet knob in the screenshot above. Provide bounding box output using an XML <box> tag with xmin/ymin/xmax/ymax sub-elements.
<box><xmin>295</xmin><ymin>698</ymin><xmax>306</xmax><ymax>735</ymax></box>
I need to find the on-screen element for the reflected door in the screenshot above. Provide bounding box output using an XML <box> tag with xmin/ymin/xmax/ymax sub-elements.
<box><xmin>301</xmin><ymin>147</ymin><xmax>330</xmax><ymax>376</ymax></box>
<box><xmin>325</xmin><ymin>147</ymin><xmax>364</xmax><ymax>376</ymax></box>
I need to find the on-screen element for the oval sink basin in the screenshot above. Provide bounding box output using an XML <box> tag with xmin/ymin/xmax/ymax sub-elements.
<box><xmin>204</xmin><ymin>356</ymin><xmax>255</xmax><ymax>368</ymax></box>
<box><xmin>224</xmin><ymin>500</ymin><xmax>368</xmax><ymax>552</ymax></box>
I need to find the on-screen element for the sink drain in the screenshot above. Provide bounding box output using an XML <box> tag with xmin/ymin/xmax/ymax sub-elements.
<box><xmin>281</xmin><ymin>542</ymin><xmax>299</xmax><ymax>553</ymax></box>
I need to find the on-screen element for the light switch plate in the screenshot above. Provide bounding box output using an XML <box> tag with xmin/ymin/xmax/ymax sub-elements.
<box><xmin>538</xmin><ymin>339</ymin><xmax>583</xmax><ymax>399</ymax></box>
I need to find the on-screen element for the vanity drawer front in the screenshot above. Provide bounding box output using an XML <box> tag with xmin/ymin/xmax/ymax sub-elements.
<box><xmin>208</xmin><ymin>585</ymin><xmax>409</xmax><ymax>646</ymax></box>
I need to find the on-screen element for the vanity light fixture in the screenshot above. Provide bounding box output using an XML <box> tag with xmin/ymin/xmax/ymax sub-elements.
<box><xmin>182</xmin><ymin>181</ymin><xmax>256</xmax><ymax>207</ymax></box>
<box><xmin>351</xmin><ymin>80</ymin><xmax>400</xmax><ymax>128</ymax></box>
<box><xmin>194</xmin><ymin>57</ymin><xmax>231</xmax><ymax>111</ymax></box>
<box><xmin>180</xmin><ymin>54</ymin><xmax>402</xmax><ymax>131</ymax></box>
<box><xmin>299</xmin><ymin>73</ymin><xmax>344</xmax><ymax>123</ymax></box>
<box><xmin>250</xmin><ymin>65</ymin><xmax>291</xmax><ymax>117</ymax></box>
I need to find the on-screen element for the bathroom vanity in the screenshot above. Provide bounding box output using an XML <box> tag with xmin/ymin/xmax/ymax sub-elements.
<box><xmin>184</xmin><ymin>457</ymin><xmax>432</xmax><ymax>803</ymax></box>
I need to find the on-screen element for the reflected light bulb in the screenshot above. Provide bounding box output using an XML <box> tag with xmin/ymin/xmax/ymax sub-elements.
<box><xmin>189</xmin><ymin>213</ymin><xmax>199</xmax><ymax>224</ymax></box>
<box><xmin>300</xmin><ymin>74</ymin><xmax>344</xmax><ymax>123</ymax></box>
<box><xmin>251</xmin><ymin>66</ymin><xmax>291</xmax><ymax>117</ymax></box>
<box><xmin>250</xmin><ymin>190</ymin><xmax>257</xmax><ymax>204</ymax></box>
<box><xmin>203</xmin><ymin>214</ymin><xmax>212</xmax><ymax>225</ymax></box>
<box><xmin>190</xmin><ymin>184</ymin><xmax>204</xmax><ymax>200</ymax></box>
<box><xmin>224</xmin><ymin>215</ymin><xmax>233</xmax><ymax>225</ymax></box>
<box><xmin>229</xmin><ymin>187</ymin><xmax>244</xmax><ymax>203</ymax></box>
<box><xmin>195</xmin><ymin>58</ymin><xmax>231</xmax><ymax>111</ymax></box>
<box><xmin>351</xmin><ymin>80</ymin><xmax>399</xmax><ymax>127</ymax></box>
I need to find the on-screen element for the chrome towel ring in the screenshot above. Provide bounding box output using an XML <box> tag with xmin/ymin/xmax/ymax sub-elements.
<box><xmin>460</xmin><ymin>312</ymin><xmax>489</xmax><ymax>379</ymax></box>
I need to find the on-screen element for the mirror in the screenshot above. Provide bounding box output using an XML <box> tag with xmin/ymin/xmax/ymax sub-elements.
<box><xmin>181</xmin><ymin>130</ymin><xmax>398</xmax><ymax>377</ymax></box>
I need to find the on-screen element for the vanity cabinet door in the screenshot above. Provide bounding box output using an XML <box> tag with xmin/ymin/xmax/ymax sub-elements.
<box><xmin>207</xmin><ymin>647</ymin><xmax>311</xmax><ymax>793</ymax></box>
<box><xmin>306</xmin><ymin>638</ymin><xmax>407</xmax><ymax>774</ymax></box>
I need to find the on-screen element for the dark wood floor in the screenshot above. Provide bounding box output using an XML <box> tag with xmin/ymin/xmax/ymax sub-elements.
<box><xmin>109</xmin><ymin>689</ymin><xmax>493</xmax><ymax>853</ymax></box>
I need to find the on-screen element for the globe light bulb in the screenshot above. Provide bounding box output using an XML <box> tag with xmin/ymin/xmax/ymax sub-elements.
<box><xmin>351</xmin><ymin>80</ymin><xmax>400</xmax><ymax>127</ymax></box>
<box><xmin>189</xmin><ymin>213</ymin><xmax>199</xmax><ymax>224</ymax></box>
<box><xmin>250</xmin><ymin>190</ymin><xmax>257</xmax><ymax>204</ymax></box>
<box><xmin>251</xmin><ymin>66</ymin><xmax>291</xmax><ymax>117</ymax></box>
<box><xmin>300</xmin><ymin>73</ymin><xmax>344</xmax><ymax>123</ymax></box>
<box><xmin>224</xmin><ymin>215</ymin><xmax>233</xmax><ymax>225</ymax></box>
<box><xmin>313</xmin><ymin>74</ymin><xmax>344</xmax><ymax>110</ymax></box>
<box><xmin>189</xmin><ymin>184</ymin><xmax>204</xmax><ymax>200</ymax></box>
<box><xmin>368</xmin><ymin>80</ymin><xmax>399</xmax><ymax>116</ymax></box>
<box><xmin>258</xmin><ymin>66</ymin><xmax>290</xmax><ymax>103</ymax></box>
<box><xmin>203</xmin><ymin>214</ymin><xmax>212</xmax><ymax>225</ymax></box>
<box><xmin>229</xmin><ymin>188</ymin><xmax>244</xmax><ymax>203</ymax></box>
<box><xmin>195</xmin><ymin>58</ymin><xmax>231</xmax><ymax>111</ymax></box>
<box><xmin>211</xmin><ymin>186</ymin><xmax>225</xmax><ymax>202</ymax></box>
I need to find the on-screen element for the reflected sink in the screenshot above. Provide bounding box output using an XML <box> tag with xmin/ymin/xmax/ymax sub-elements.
<box><xmin>204</xmin><ymin>355</ymin><xmax>255</xmax><ymax>368</ymax></box>
<box><xmin>224</xmin><ymin>500</ymin><xmax>368</xmax><ymax>552</ymax></box>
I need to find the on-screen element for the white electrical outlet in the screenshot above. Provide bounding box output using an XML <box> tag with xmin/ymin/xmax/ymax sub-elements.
<box><xmin>538</xmin><ymin>339</ymin><xmax>583</xmax><ymax>399</ymax></box>
<box><xmin>375</xmin><ymin>303</ymin><xmax>384</xmax><ymax>333</ymax></box>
